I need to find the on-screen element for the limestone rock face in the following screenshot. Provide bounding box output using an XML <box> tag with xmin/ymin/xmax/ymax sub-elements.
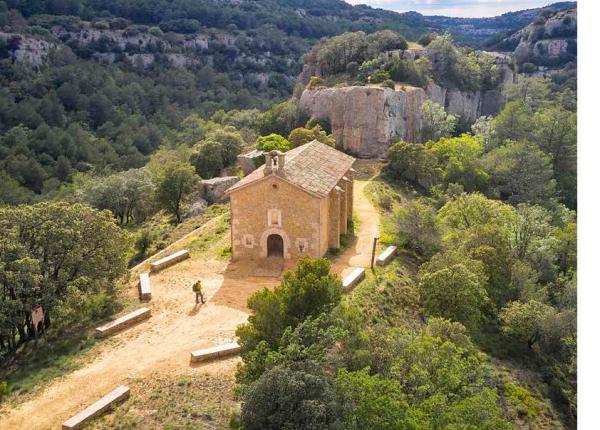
<box><xmin>301</xmin><ymin>86</ymin><xmax>423</xmax><ymax>158</ymax></box>
<box><xmin>506</xmin><ymin>8</ymin><xmax>576</xmax><ymax>68</ymax></box>
<box><xmin>300</xmin><ymin>82</ymin><xmax>507</xmax><ymax>158</ymax></box>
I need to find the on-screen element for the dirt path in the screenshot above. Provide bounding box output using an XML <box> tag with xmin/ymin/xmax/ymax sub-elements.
<box><xmin>0</xmin><ymin>162</ymin><xmax>382</xmax><ymax>429</ymax></box>
<box><xmin>332</xmin><ymin>161</ymin><xmax>382</xmax><ymax>278</ymax></box>
<box><xmin>0</xmin><ymin>257</ymin><xmax>281</xmax><ymax>429</ymax></box>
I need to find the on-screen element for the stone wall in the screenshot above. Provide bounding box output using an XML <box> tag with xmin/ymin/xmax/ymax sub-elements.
<box><xmin>199</xmin><ymin>176</ymin><xmax>240</xmax><ymax>204</ymax></box>
<box><xmin>237</xmin><ymin>149</ymin><xmax>264</xmax><ymax>175</ymax></box>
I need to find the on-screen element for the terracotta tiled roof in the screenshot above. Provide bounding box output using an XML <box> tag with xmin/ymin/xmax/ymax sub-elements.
<box><xmin>226</xmin><ymin>140</ymin><xmax>355</xmax><ymax>197</ymax></box>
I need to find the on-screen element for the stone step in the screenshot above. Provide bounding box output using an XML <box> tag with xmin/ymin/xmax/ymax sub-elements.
<box><xmin>62</xmin><ymin>385</ymin><xmax>130</xmax><ymax>429</ymax></box>
<box><xmin>139</xmin><ymin>272</ymin><xmax>151</xmax><ymax>301</ymax></box>
<box><xmin>95</xmin><ymin>307</ymin><xmax>151</xmax><ymax>338</ymax></box>
<box><xmin>150</xmin><ymin>249</ymin><xmax>190</xmax><ymax>272</ymax></box>
<box><xmin>190</xmin><ymin>342</ymin><xmax>241</xmax><ymax>363</ymax></box>
<box><xmin>376</xmin><ymin>245</ymin><xmax>397</xmax><ymax>266</ymax></box>
<box><xmin>342</xmin><ymin>267</ymin><xmax>365</xmax><ymax>291</ymax></box>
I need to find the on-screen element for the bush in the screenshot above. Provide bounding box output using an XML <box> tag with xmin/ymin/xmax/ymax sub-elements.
<box><xmin>148</xmin><ymin>26</ymin><xmax>163</xmax><ymax>36</ymax></box>
<box><xmin>417</xmin><ymin>32</ymin><xmax>437</xmax><ymax>47</ymax></box>
<box><xmin>306</xmin><ymin>76</ymin><xmax>325</xmax><ymax>90</ymax></box>
<box><xmin>236</xmin><ymin>257</ymin><xmax>343</xmax><ymax>351</ymax></box>
<box><xmin>504</xmin><ymin>383</ymin><xmax>540</xmax><ymax>418</ymax></box>
<box><xmin>418</xmin><ymin>251</ymin><xmax>490</xmax><ymax>332</ymax></box>
<box><xmin>241</xmin><ymin>366</ymin><xmax>343</xmax><ymax>430</ymax></box>
<box><xmin>382</xmin><ymin>79</ymin><xmax>395</xmax><ymax>89</ymax></box>
<box><xmin>393</xmin><ymin>199</ymin><xmax>440</xmax><ymax>257</ymax></box>
<box><xmin>370</xmin><ymin>69</ymin><xmax>390</xmax><ymax>84</ymax></box>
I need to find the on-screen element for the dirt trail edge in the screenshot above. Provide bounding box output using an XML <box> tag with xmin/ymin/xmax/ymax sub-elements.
<box><xmin>0</xmin><ymin>162</ymin><xmax>381</xmax><ymax>429</ymax></box>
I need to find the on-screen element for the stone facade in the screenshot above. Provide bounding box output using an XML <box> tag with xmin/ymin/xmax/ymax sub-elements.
<box><xmin>226</xmin><ymin>141</ymin><xmax>355</xmax><ymax>261</ymax></box>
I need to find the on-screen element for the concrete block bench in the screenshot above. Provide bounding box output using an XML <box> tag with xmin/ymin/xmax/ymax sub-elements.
<box><xmin>139</xmin><ymin>272</ymin><xmax>151</xmax><ymax>301</ymax></box>
<box><xmin>62</xmin><ymin>385</ymin><xmax>130</xmax><ymax>429</ymax></box>
<box><xmin>150</xmin><ymin>249</ymin><xmax>190</xmax><ymax>272</ymax></box>
<box><xmin>342</xmin><ymin>267</ymin><xmax>365</xmax><ymax>291</ymax></box>
<box><xmin>190</xmin><ymin>342</ymin><xmax>241</xmax><ymax>363</ymax></box>
<box><xmin>376</xmin><ymin>246</ymin><xmax>398</xmax><ymax>266</ymax></box>
<box><xmin>95</xmin><ymin>307</ymin><xmax>151</xmax><ymax>338</ymax></box>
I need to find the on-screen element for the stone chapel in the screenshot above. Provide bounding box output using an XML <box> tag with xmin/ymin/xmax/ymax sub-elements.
<box><xmin>225</xmin><ymin>140</ymin><xmax>355</xmax><ymax>260</ymax></box>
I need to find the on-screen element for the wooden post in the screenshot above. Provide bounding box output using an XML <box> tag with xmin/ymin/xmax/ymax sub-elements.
<box><xmin>370</xmin><ymin>236</ymin><xmax>379</xmax><ymax>271</ymax></box>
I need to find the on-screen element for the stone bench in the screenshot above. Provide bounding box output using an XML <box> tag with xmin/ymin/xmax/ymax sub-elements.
<box><xmin>190</xmin><ymin>342</ymin><xmax>241</xmax><ymax>363</ymax></box>
<box><xmin>62</xmin><ymin>385</ymin><xmax>130</xmax><ymax>429</ymax></box>
<box><xmin>376</xmin><ymin>246</ymin><xmax>398</xmax><ymax>266</ymax></box>
<box><xmin>139</xmin><ymin>272</ymin><xmax>151</xmax><ymax>301</ymax></box>
<box><xmin>95</xmin><ymin>307</ymin><xmax>151</xmax><ymax>338</ymax></box>
<box><xmin>150</xmin><ymin>249</ymin><xmax>190</xmax><ymax>272</ymax></box>
<box><xmin>342</xmin><ymin>267</ymin><xmax>365</xmax><ymax>291</ymax></box>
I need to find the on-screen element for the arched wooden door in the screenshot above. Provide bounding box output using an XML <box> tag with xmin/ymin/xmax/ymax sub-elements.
<box><xmin>267</xmin><ymin>234</ymin><xmax>284</xmax><ymax>257</ymax></box>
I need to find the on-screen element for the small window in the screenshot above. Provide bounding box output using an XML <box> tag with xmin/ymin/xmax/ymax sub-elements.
<box><xmin>296</xmin><ymin>238</ymin><xmax>308</xmax><ymax>253</ymax></box>
<box><xmin>268</xmin><ymin>209</ymin><xmax>282</xmax><ymax>227</ymax></box>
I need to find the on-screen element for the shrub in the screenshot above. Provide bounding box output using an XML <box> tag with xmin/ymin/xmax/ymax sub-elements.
<box><xmin>241</xmin><ymin>366</ymin><xmax>343</xmax><ymax>430</ymax></box>
<box><xmin>307</xmin><ymin>76</ymin><xmax>325</xmax><ymax>90</ymax></box>
<box><xmin>417</xmin><ymin>32</ymin><xmax>437</xmax><ymax>46</ymax></box>
<box><xmin>236</xmin><ymin>257</ymin><xmax>343</xmax><ymax>351</ymax></box>
<box><xmin>370</xmin><ymin>69</ymin><xmax>390</xmax><ymax>84</ymax></box>
<box><xmin>393</xmin><ymin>199</ymin><xmax>440</xmax><ymax>257</ymax></box>
<box><xmin>504</xmin><ymin>383</ymin><xmax>540</xmax><ymax>418</ymax></box>
<box><xmin>383</xmin><ymin>79</ymin><xmax>395</xmax><ymax>89</ymax></box>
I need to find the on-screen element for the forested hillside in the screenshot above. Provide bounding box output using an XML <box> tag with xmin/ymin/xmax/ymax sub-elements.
<box><xmin>0</xmin><ymin>0</ymin><xmax>439</xmax><ymax>204</ymax></box>
<box><xmin>0</xmin><ymin>1</ymin><xmax>578</xmax><ymax>428</ymax></box>
<box><xmin>427</xmin><ymin>1</ymin><xmax>575</xmax><ymax>47</ymax></box>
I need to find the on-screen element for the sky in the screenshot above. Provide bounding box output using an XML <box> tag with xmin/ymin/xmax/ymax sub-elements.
<box><xmin>344</xmin><ymin>1</ymin><xmax>564</xmax><ymax>18</ymax></box>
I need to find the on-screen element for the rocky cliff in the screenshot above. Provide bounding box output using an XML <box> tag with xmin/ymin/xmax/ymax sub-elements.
<box><xmin>300</xmin><ymin>75</ymin><xmax>512</xmax><ymax>158</ymax></box>
<box><xmin>491</xmin><ymin>8</ymin><xmax>576</xmax><ymax>69</ymax></box>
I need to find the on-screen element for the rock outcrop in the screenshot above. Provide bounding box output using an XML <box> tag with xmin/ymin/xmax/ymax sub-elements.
<box><xmin>300</xmin><ymin>78</ymin><xmax>511</xmax><ymax>158</ymax></box>
<box><xmin>493</xmin><ymin>8</ymin><xmax>576</xmax><ymax>69</ymax></box>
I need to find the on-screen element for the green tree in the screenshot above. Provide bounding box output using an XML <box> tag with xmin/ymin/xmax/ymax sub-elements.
<box><xmin>500</xmin><ymin>300</ymin><xmax>556</xmax><ymax>349</ymax></box>
<box><xmin>418</xmin><ymin>252</ymin><xmax>490</xmax><ymax>331</ymax></box>
<box><xmin>420</xmin><ymin>100</ymin><xmax>457</xmax><ymax>143</ymax></box>
<box><xmin>256</xmin><ymin>133</ymin><xmax>291</xmax><ymax>152</ymax></box>
<box><xmin>336</xmin><ymin>368</ymin><xmax>409</xmax><ymax>430</ymax></box>
<box><xmin>436</xmin><ymin>192</ymin><xmax>517</xmax><ymax>244</ymax></box>
<box><xmin>205</xmin><ymin>126</ymin><xmax>244</xmax><ymax>166</ymax></box>
<box><xmin>241</xmin><ymin>366</ymin><xmax>343</xmax><ymax>430</ymax></box>
<box><xmin>392</xmin><ymin>199</ymin><xmax>439</xmax><ymax>257</ymax></box>
<box><xmin>385</xmin><ymin>140</ymin><xmax>441</xmax><ymax>189</ymax></box>
<box><xmin>191</xmin><ymin>139</ymin><xmax>225</xmax><ymax>179</ymax></box>
<box><xmin>491</xmin><ymin>101</ymin><xmax>531</xmax><ymax>144</ymax></box>
<box><xmin>482</xmin><ymin>140</ymin><xmax>555</xmax><ymax>205</ymax></box>
<box><xmin>236</xmin><ymin>257</ymin><xmax>342</xmax><ymax>351</ymax></box>
<box><xmin>258</xmin><ymin>100</ymin><xmax>308</xmax><ymax>137</ymax></box>
<box><xmin>154</xmin><ymin>161</ymin><xmax>199</xmax><ymax>223</ymax></box>
<box><xmin>503</xmin><ymin>76</ymin><xmax>552</xmax><ymax>111</ymax></box>
<box><xmin>0</xmin><ymin>202</ymin><xmax>130</xmax><ymax>351</ymax></box>
<box><xmin>428</xmin><ymin>134</ymin><xmax>489</xmax><ymax>191</ymax></box>
<box><xmin>532</xmin><ymin>107</ymin><xmax>577</xmax><ymax>207</ymax></box>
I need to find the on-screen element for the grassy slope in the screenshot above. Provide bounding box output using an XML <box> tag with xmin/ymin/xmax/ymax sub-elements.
<box><xmin>89</xmin><ymin>373</ymin><xmax>238</xmax><ymax>430</ymax></box>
